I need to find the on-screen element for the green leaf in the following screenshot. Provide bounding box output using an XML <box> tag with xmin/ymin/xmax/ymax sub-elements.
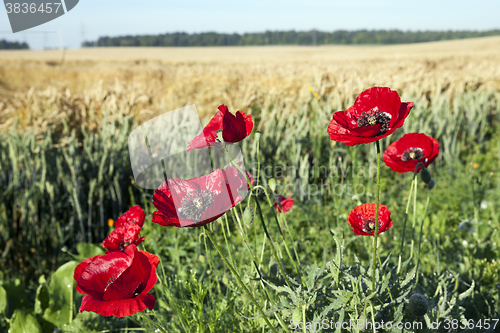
<box><xmin>335</xmin><ymin>308</ymin><xmax>345</xmax><ymax>333</ymax></box>
<box><xmin>43</xmin><ymin>261</ymin><xmax>79</xmax><ymax>328</ymax></box>
<box><xmin>401</xmin><ymin>265</ymin><xmax>417</xmax><ymax>288</ymax></box>
<box><xmin>0</xmin><ymin>285</ymin><xmax>7</xmax><ymax>317</ymax></box>
<box><xmin>34</xmin><ymin>282</ymin><xmax>49</xmax><ymax>315</ymax></box>
<box><xmin>292</xmin><ymin>306</ymin><xmax>302</xmax><ymax>324</ymax></box>
<box><xmin>8</xmin><ymin>310</ymin><xmax>42</xmax><ymax>333</ymax></box>
<box><xmin>76</xmin><ymin>243</ymin><xmax>104</xmax><ymax>259</ymax></box>
<box><xmin>458</xmin><ymin>280</ymin><xmax>475</xmax><ymax>301</ymax></box>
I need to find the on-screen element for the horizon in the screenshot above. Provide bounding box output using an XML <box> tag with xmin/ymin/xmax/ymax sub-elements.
<box><xmin>0</xmin><ymin>0</ymin><xmax>500</xmax><ymax>50</ymax></box>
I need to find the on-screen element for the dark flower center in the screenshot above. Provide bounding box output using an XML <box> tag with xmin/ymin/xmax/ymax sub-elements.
<box><xmin>133</xmin><ymin>282</ymin><xmax>143</xmax><ymax>296</ymax></box>
<box><xmin>356</xmin><ymin>107</ymin><xmax>391</xmax><ymax>134</ymax></box>
<box><xmin>363</xmin><ymin>218</ymin><xmax>379</xmax><ymax>234</ymax></box>
<box><xmin>401</xmin><ymin>147</ymin><xmax>424</xmax><ymax>161</ymax></box>
<box><xmin>179</xmin><ymin>190</ymin><xmax>215</xmax><ymax>221</ymax></box>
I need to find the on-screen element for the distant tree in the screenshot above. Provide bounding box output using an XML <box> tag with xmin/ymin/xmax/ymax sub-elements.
<box><xmin>0</xmin><ymin>39</ymin><xmax>29</xmax><ymax>49</ymax></box>
<box><xmin>83</xmin><ymin>29</ymin><xmax>500</xmax><ymax>47</ymax></box>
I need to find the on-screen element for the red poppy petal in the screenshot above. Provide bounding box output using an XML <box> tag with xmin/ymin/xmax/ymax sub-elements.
<box><xmin>242</xmin><ymin>112</ymin><xmax>254</xmax><ymax>136</ymax></box>
<box><xmin>74</xmin><ymin>255</ymin><xmax>101</xmax><ymax>295</ymax></box>
<box><xmin>102</xmin><ymin>230</ymin><xmax>124</xmax><ymax>252</ymax></box>
<box><xmin>187</xmin><ymin>109</ymin><xmax>224</xmax><ymax>151</ymax></box>
<box><xmin>103</xmin><ymin>224</ymin><xmax>142</xmax><ymax>252</ymax></box>
<box><xmin>353</xmin><ymin>87</ymin><xmax>401</xmax><ymax>118</ymax></box>
<box><xmin>332</xmin><ymin>108</ymin><xmax>358</xmax><ymax>129</ymax></box>
<box><xmin>152</xmin><ymin>183</ymin><xmax>180</xmax><ymax>221</ymax></box>
<box><xmin>392</xmin><ymin>102</ymin><xmax>414</xmax><ymax>130</ymax></box>
<box><xmin>383</xmin><ymin>133</ymin><xmax>439</xmax><ymax>173</ymax></box>
<box><xmin>104</xmin><ymin>249</ymin><xmax>152</xmax><ymax>301</ymax></box>
<box><xmin>115</xmin><ymin>206</ymin><xmax>146</xmax><ymax>229</ymax></box>
<box><xmin>139</xmin><ymin>251</ymin><xmax>159</xmax><ymax>293</ymax></box>
<box><xmin>274</xmin><ymin>197</ymin><xmax>294</xmax><ymax>213</ymax></box>
<box><xmin>152</xmin><ymin>211</ymin><xmax>181</xmax><ymax>227</ymax></box>
<box><xmin>222</xmin><ymin>110</ymin><xmax>246</xmax><ymax>142</ymax></box>
<box><xmin>77</xmin><ymin>246</ymin><xmax>135</xmax><ymax>299</ymax></box>
<box><xmin>218</xmin><ymin>104</ymin><xmax>228</xmax><ymax>112</ymax></box>
<box><xmin>347</xmin><ymin>203</ymin><xmax>392</xmax><ymax>236</ymax></box>
<box><xmin>79</xmin><ymin>293</ymin><xmax>155</xmax><ymax>317</ymax></box>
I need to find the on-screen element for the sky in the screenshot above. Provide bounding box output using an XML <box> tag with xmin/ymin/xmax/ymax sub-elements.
<box><xmin>1</xmin><ymin>0</ymin><xmax>500</xmax><ymax>50</ymax></box>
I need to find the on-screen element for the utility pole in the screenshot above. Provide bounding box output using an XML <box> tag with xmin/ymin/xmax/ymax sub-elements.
<box><xmin>80</xmin><ymin>22</ymin><xmax>85</xmax><ymax>47</ymax></box>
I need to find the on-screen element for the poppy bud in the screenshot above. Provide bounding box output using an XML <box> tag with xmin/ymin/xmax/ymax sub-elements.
<box><xmin>420</xmin><ymin>167</ymin><xmax>432</xmax><ymax>184</ymax></box>
<box><xmin>268</xmin><ymin>178</ymin><xmax>277</xmax><ymax>192</ymax></box>
<box><xmin>408</xmin><ymin>293</ymin><xmax>428</xmax><ymax>317</ymax></box>
<box><xmin>426</xmin><ymin>179</ymin><xmax>435</xmax><ymax>190</ymax></box>
<box><xmin>243</xmin><ymin>206</ymin><xmax>254</xmax><ymax>229</ymax></box>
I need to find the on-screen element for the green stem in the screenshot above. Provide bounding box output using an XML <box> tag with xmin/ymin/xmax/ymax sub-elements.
<box><xmin>138</xmin><ymin>311</ymin><xmax>167</xmax><ymax>333</ymax></box>
<box><xmin>254</xmin><ymin>184</ymin><xmax>305</xmax><ymax>287</ymax></box>
<box><xmin>397</xmin><ymin>174</ymin><xmax>414</xmax><ymax>275</ymax></box>
<box><xmin>222</xmin><ymin>215</ymin><xmax>236</xmax><ymax>269</ymax></box>
<box><xmin>415</xmin><ymin>195</ymin><xmax>431</xmax><ymax>286</ymax></box>
<box><xmin>398</xmin><ymin>162</ymin><xmax>426</xmax><ymax>274</ymax></box>
<box><xmin>410</xmin><ymin>176</ymin><xmax>418</xmax><ymax>259</ymax></box>
<box><xmin>204</xmin><ymin>226</ymin><xmax>278</xmax><ymax>333</ymax></box>
<box><xmin>371</xmin><ymin>140</ymin><xmax>381</xmax><ymax>293</ymax></box>
<box><xmin>276</xmin><ymin>200</ymin><xmax>302</xmax><ymax>269</ymax></box>
<box><xmin>302</xmin><ymin>305</ymin><xmax>307</xmax><ymax>333</ymax></box>
<box><xmin>254</xmin><ymin>196</ymin><xmax>292</xmax><ymax>287</ymax></box>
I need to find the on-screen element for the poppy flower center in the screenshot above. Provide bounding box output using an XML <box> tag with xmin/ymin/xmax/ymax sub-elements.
<box><xmin>356</xmin><ymin>107</ymin><xmax>391</xmax><ymax>134</ymax></box>
<box><xmin>178</xmin><ymin>190</ymin><xmax>215</xmax><ymax>221</ymax></box>
<box><xmin>363</xmin><ymin>218</ymin><xmax>379</xmax><ymax>234</ymax></box>
<box><xmin>401</xmin><ymin>147</ymin><xmax>424</xmax><ymax>161</ymax></box>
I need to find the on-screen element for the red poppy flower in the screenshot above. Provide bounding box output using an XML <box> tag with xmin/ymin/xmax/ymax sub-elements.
<box><xmin>103</xmin><ymin>223</ymin><xmax>144</xmax><ymax>252</ymax></box>
<box><xmin>115</xmin><ymin>205</ymin><xmax>146</xmax><ymax>229</ymax></box>
<box><xmin>187</xmin><ymin>104</ymin><xmax>253</xmax><ymax>151</ymax></box>
<box><xmin>152</xmin><ymin>166</ymin><xmax>247</xmax><ymax>227</ymax></box>
<box><xmin>347</xmin><ymin>203</ymin><xmax>393</xmax><ymax>236</ymax></box>
<box><xmin>383</xmin><ymin>133</ymin><xmax>439</xmax><ymax>173</ymax></box>
<box><xmin>327</xmin><ymin>87</ymin><xmax>414</xmax><ymax>146</ymax></box>
<box><xmin>74</xmin><ymin>244</ymin><xmax>159</xmax><ymax>317</ymax></box>
<box><xmin>103</xmin><ymin>206</ymin><xmax>146</xmax><ymax>252</ymax></box>
<box><xmin>273</xmin><ymin>196</ymin><xmax>294</xmax><ymax>213</ymax></box>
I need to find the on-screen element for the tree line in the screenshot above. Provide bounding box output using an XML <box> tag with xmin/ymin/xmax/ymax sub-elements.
<box><xmin>82</xmin><ymin>29</ymin><xmax>500</xmax><ymax>47</ymax></box>
<box><xmin>0</xmin><ymin>39</ymin><xmax>29</xmax><ymax>49</ymax></box>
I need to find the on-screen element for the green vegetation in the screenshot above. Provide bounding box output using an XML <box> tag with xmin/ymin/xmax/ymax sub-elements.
<box><xmin>1</xmin><ymin>84</ymin><xmax>499</xmax><ymax>331</ymax></box>
<box><xmin>82</xmin><ymin>29</ymin><xmax>500</xmax><ymax>47</ymax></box>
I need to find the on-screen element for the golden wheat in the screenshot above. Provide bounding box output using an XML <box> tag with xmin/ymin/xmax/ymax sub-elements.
<box><xmin>0</xmin><ymin>37</ymin><xmax>499</xmax><ymax>135</ymax></box>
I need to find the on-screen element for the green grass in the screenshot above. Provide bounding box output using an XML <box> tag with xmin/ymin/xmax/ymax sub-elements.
<box><xmin>1</xmin><ymin>88</ymin><xmax>499</xmax><ymax>332</ymax></box>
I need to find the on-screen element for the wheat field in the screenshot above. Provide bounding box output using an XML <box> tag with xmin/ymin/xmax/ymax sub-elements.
<box><xmin>1</xmin><ymin>37</ymin><xmax>500</xmax><ymax>332</ymax></box>
<box><xmin>1</xmin><ymin>36</ymin><xmax>499</xmax><ymax>135</ymax></box>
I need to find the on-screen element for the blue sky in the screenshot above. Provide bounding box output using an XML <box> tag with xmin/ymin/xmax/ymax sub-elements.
<box><xmin>1</xmin><ymin>0</ymin><xmax>499</xmax><ymax>49</ymax></box>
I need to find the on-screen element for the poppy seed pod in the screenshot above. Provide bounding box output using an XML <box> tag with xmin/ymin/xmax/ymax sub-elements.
<box><xmin>408</xmin><ymin>293</ymin><xmax>428</xmax><ymax>317</ymax></box>
<box><xmin>420</xmin><ymin>167</ymin><xmax>432</xmax><ymax>184</ymax></box>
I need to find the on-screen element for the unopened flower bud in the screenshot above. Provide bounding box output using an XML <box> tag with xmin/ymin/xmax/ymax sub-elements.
<box><xmin>427</xmin><ymin>179</ymin><xmax>435</xmax><ymax>190</ymax></box>
<box><xmin>420</xmin><ymin>167</ymin><xmax>432</xmax><ymax>184</ymax></box>
<box><xmin>243</xmin><ymin>206</ymin><xmax>254</xmax><ymax>229</ymax></box>
<box><xmin>409</xmin><ymin>293</ymin><xmax>428</xmax><ymax>316</ymax></box>
<box><xmin>268</xmin><ymin>178</ymin><xmax>277</xmax><ymax>192</ymax></box>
